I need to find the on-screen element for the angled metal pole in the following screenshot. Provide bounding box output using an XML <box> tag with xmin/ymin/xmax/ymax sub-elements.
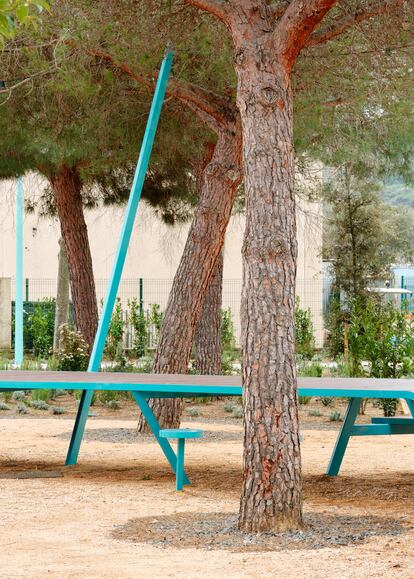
<box><xmin>15</xmin><ymin>177</ymin><xmax>24</xmax><ymax>366</ymax></box>
<box><xmin>66</xmin><ymin>50</ymin><xmax>174</xmax><ymax>466</ymax></box>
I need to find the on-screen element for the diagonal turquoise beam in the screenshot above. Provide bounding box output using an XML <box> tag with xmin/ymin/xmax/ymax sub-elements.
<box><xmin>66</xmin><ymin>50</ymin><xmax>174</xmax><ymax>466</ymax></box>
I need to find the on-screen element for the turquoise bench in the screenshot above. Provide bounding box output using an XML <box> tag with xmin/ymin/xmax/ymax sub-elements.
<box><xmin>159</xmin><ymin>428</ymin><xmax>203</xmax><ymax>491</ymax></box>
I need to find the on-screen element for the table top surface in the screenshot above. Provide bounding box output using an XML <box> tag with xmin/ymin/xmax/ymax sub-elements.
<box><xmin>1</xmin><ymin>371</ymin><xmax>414</xmax><ymax>399</ymax></box>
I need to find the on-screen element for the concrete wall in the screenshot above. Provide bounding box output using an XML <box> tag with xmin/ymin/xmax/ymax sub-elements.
<box><xmin>0</xmin><ymin>278</ymin><xmax>11</xmax><ymax>350</ymax></box>
<box><xmin>0</xmin><ymin>172</ymin><xmax>324</xmax><ymax>346</ymax></box>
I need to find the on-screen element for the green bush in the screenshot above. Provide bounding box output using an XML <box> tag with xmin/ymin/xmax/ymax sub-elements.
<box><xmin>0</xmin><ymin>402</ymin><xmax>10</xmax><ymax>411</ymax></box>
<box><xmin>129</xmin><ymin>298</ymin><xmax>147</xmax><ymax>358</ymax></box>
<box><xmin>105</xmin><ymin>298</ymin><xmax>125</xmax><ymax>361</ymax></box>
<box><xmin>56</xmin><ymin>325</ymin><xmax>89</xmax><ymax>371</ymax></box>
<box><xmin>329</xmin><ymin>410</ymin><xmax>342</xmax><ymax>422</ymax></box>
<box><xmin>29</xmin><ymin>399</ymin><xmax>49</xmax><ymax>410</ymax></box>
<box><xmin>223</xmin><ymin>401</ymin><xmax>235</xmax><ymax>413</ymax></box>
<box><xmin>349</xmin><ymin>299</ymin><xmax>414</xmax><ymax>416</ymax></box>
<box><xmin>295</xmin><ymin>297</ymin><xmax>315</xmax><ymax>358</ymax></box>
<box><xmin>299</xmin><ymin>396</ymin><xmax>312</xmax><ymax>405</ymax></box>
<box><xmin>51</xmin><ymin>406</ymin><xmax>66</xmax><ymax>415</ymax></box>
<box><xmin>232</xmin><ymin>406</ymin><xmax>243</xmax><ymax>419</ymax></box>
<box><xmin>27</xmin><ymin>299</ymin><xmax>55</xmax><ymax>357</ymax></box>
<box><xmin>187</xmin><ymin>407</ymin><xmax>201</xmax><ymax>417</ymax></box>
<box><xmin>221</xmin><ymin>308</ymin><xmax>236</xmax><ymax>353</ymax></box>
<box><xmin>32</xmin><ymin>389</ymin><xmax>54</xmax><ymax>403</ymax></box>
<box><xmin>308</xmin><ymin>409</ymin><xmax>322</xmax><ymax>417</ymax></box>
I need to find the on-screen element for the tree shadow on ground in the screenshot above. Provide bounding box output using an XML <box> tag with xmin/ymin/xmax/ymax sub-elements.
<box><xmin>113</xmin><ymin>510</ymin><xmax>409</xmax><ymax>553</ymax></box>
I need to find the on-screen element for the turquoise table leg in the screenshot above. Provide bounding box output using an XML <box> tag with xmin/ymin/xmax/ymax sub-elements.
<box><xmin>65</xmin><ymin>390</ymin><xmax>94</xmax><ymax>465</ymax></box>
<box><xmin>326</xmin><ymin>397</ymin><xmax>361</xmax><ymax>476</ymax></box>
<box><xmin>176</xmin><ymin>438</ymin><xmax>185</xmax><ymax>491</ymax></box>
<box><xmin>64</xmin><ymin>51</ymin><xmax>173</xmax><ymax>465</ymax></box>
<box><xmin>132</xmin><ymin>392</ymin><xmax>190</xmax><ymax>485</ymax></box>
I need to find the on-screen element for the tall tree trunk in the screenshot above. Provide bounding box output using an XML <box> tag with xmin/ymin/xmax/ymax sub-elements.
<box><xmin>53</xmin><ymin>236</ymin><xmax>70</xmax><ymax>351</ymax></box>
<box><xmin>236</xmin><ymin>60</ymin><xmax>302</xmax><ymax>532</ymax></box>
<box><xmin>137</xmin><ymin>125</ymin><xmax>242</xmax><ymax>431</ymax></box>
<box><xmin>49</xmin><ymin>165</ymin><xmax>98</xmax><ymax>351</ymax></box>
<box><xmin>194</xmin><ymin>249</ymin><xmax>223</xmax><ymax>374</ymax></box>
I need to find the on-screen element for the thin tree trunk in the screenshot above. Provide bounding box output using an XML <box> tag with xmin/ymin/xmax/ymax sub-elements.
<box><xmin>49</xmin><ymin>165</ymin><xmax>98</xmax><ymax>351</ymax></box>
<box><xmin>53</xmin><ymin>237</ymin><xmax>70</xmax><ymax>351</ymax></box>
<box><xmin>236</xmin><ymin>61</ymin><xmax>302</xmax><ymax>532</ymax></box>
<box><xmin>194</xmin><ymin>249</ymin><xmax>223</xmax><ymax>374</ymax></box>
<box><xmin>137</xmin><ymin>126</ymin><xmax>242</xmax><ymax>431</ymax></box>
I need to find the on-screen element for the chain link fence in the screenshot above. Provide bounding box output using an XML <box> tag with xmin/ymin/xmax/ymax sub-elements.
<box><xmin>12</xmin><ymin>277</ymin><xmax>325</xmax><ymax>349</ymax></box>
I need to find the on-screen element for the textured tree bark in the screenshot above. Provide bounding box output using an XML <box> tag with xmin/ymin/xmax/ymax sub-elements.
<box><xmin>194</xmin><ymin>249</ymin><xmax>223</xmax><ymax>375</ymax></box>
<box><xmin>53</xmin><ymin>237</ymin><xmax>70</xmax><ymax>351</ymax></box>
<box><xmin>137</xmin><ymin>125</ymin><xmax>242</xmax><ymax>431</ymax></box>
<box><xmin>49</xmin><ymin>166</ymin><xmax>98</xmax><ymax>351</ymax></box>
<box><xmin>235</xmin><ymin>46</ymin><xmax>302</xmax><ymax>533</ymax></box>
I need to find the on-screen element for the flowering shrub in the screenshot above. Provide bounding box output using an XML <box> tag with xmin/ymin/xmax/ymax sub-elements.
<box><xmin>56</xmin><ymin>325</ymin><xmax>89</xmax><ymax>371</ymax></box>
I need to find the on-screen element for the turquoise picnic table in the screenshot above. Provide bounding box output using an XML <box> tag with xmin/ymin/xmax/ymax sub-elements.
<box><xmin>1</xmin><ymin>371</ymin><xmax>414</xmax><ymax>483</ymax></box>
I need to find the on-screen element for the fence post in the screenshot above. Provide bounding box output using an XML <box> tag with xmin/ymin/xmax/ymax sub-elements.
<box><xmin>139</xmin><ymin>277</ymin><xmax>143</xmax><ymax>316</ymax></box>
<box><xmin>25</xmin><ymin>278</ymin><xmax>29</xmax><ymax>302</ymax></box>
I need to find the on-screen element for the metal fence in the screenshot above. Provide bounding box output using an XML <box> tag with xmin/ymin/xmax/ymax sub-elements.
<box><xmin>13</xmin><ymin>277</ymin><xmax>325</xmax><ymax>348</ymax></box>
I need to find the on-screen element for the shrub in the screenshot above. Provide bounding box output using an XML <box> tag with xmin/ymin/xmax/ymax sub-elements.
<box><xmin>223</xmin><ymin>401</ymin><xmax>235</xmax><ymax>413</ymax></box>
<box><xmin>187</xmin><ymin>407</ymin><xmax>200</xmax><ymax>417</ymax></box>
<box><xmin>105</xmin><ymin>298</ymin><xmax>125</xmax><ymax>361</ymax></box>
<box><xmin>295</xmin><ymin>297</ymin><xmax>315</xmax><ymax>359</ymax></box>
<box><xmin>129</xmin><ymin>298</ymin><xmax>147</xmax><ymax>358</ymax></box>
<box><xmin>29</xmin><ymin>399</ymin><xmax>49</xmax><ymax>410</ymax></box>
<box><xmin>299</xmin><ymin>396</ymin><xmax>312</xmax><ymax>405</ymax></box>
<box><xmin>56</xmin><ymin>325</ymin><xmax>89</xmax><ymax>371</ymax></box>
<box><xmin>0</xmin><ymin>402</ymin><xmax>10</xmax><ymax>411</ymax></box>
<box><xmin>232</xmin><ymin>406</ymin><xmax>243</xmax><ymax>419</ymax></box>
<box><xmin>348</xmin><ymin>298</ymin><xmax>414</xmax><ymax>416</ymax></box>
<box><xmin>329</xmin><ymin>410</ymin><xmax>342</xmax><ymax>422</ymax></box>
<box><xmin>106</xmin><ymin>399</ymin><xmax>120</xmax><ymax>410</ymax></box>
<box><xmin>51</xmin><ymin>406</ymin><xmax>66</xmax><ymax>415</ymax></box>
<box><xmin>32</xmin><ymin>389</ymin><xmax>53</xmax><ymax>403</ymax></box>
<box><xmin>16</xmin><ymin>403</ymin><xmax>28</xmax><ymax>414</ymax></box>
<box><xmin>319</xmin><ymin>396</ymin><xmax>334</xmax><ymax>407</ymax></box>
<box><xmin>27</xmin><ymin>299</ymin><xmax>55</xmax><ymax>357</ymax></box>
<box><xmin>298</xmin><ymin>362</ymin><xmax>322</xmax><ymax>378</ymax></box>
<box><xmin>221</xmin><ymin>308</ymin><xmax>236</xmax><ymax>353</ymax></box>
<box><xmin>308</xmin><ymin>409</ymin><xmax>322</xmax><ymax>417</ymax></box>
<box><xmin>12</xmin><ymin>391</ymin><xmax>25</xmax><ymax>401</ymax></box>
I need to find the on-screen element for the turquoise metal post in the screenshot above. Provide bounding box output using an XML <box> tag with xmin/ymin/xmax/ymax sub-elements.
<box><xmin>65</xmin><ymin>51</ymin><xmax>174</xmax><ymax>466</ymax></box>
<box><xmin>132</xmin><ymin>392</ymin><xmax>190</xmax><ymax>485</ymax></box>
<box><xmin>176</xmin><ymin>438</ymin><xmax>185</xmax><ymax>491</ymax></box>
<box><xmin>326</xmin><ymin>397</ymin><xmax>361</xmax><ymax>476</ymax></box>
<box><xmin>15</xmin><ymin>177</ymin><xmax>24</xmax><ymax>366</ymax></box>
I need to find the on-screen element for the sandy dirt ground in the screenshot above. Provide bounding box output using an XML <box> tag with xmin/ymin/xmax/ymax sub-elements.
<box><xmin>1</xmin><ymin>412</ymin><xmax>414</xmax><ymax>579</ymax></box>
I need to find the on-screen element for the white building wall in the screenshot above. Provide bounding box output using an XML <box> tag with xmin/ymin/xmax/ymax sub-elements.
<box><xmin>0</xmin><ymin>173</ymin><xmax>324</xmax><ymax>346</ymax></box>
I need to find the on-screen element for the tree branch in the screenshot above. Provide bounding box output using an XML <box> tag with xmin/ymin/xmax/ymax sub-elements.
<box><xmin>80</xmin><ymin>46</ymin><xmax>236</xmax><ymax>134</ymax></box>
<box><xmin>182</xmin><ymin>0</ymin><xmax>231</xmax><ymax>25</ymax></box>
<box><xmin>307</xmin><ymin>0</ymin><xmax>406</xmax><ymax>47</ymax></box>
<box><xmin>274</xmin><ymin>0</ymin><xmax>339</xmax><ymax>69</ymax></box>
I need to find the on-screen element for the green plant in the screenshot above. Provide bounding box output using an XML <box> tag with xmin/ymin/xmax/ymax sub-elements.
<box><xmin>319</xmin><ymin>396</ymin><xmax>334</xmax><ymax>407</ymax></box>
<box><xmin>27</xmin><ymin>299</ymin><xmax>55</xmax><ymax>357</ymax></box>
<box><xmin>0</xmin><ymin>402</ymin><xmax>10</xmax><ymax>411</ymax></box>
<box><xmin>299</xmin><ymin>396</ymin><xmax>312</xmax><ymax>405</ymax></box>
<box><xmin>329</xmin><ymin>410</ymin><xmax>342</xmax><ymax>422</ymax></box>
<box><xmin>106</xmin><ymin>399</ymin><xmax>120</xmax><ymax>410</ymax></box>
<box><xmin>129</xmin><ymin>298</ymin><xmax>147</xmax><ymax>359</ymax></box>
<box><xmin>105</xmin><ymin>297</ymin><xmax>125</xmax><ymax>361</ymax></box>
<box><xmin>51</xmin><ymin>406</ymin><xmax>66</xmax><ymax>415</ymax></box>
<box><xmin>149</xmin><ymin>303</ymin><xmax>164</xmax><ymax>344</ymax></box>
<box><xmin>308</xmin><ymin>409</ymin><xmax>322</xmax><ymax>417</ymax></box>
<box><xmin>298</xmin><ymin>362</ymin><xmax>322</xmax><ymax>378</ymax></box>
<box><xmin>224</xmin><ymin>402</ymin><xmax>235</xmax><ymax>413</ymax></box>
<box><xmin>56</xmin><ymin>325</ymin><xmax>89</xmax><ymax>371</ymax></box>
<box><xmin>295</xmin><ymin>297</ymin><xmax>315</xmax><ymax>359</ymax></box>
<box><xmin>17</xmin><ymin>403</ymin><xmax>28</xmax><ymax>414</ymax></box>
<box><xmin>32</xmin><ymin>389</ymin><xmax>53</xmax><ymax>403</ymax></box>
<box><xmin>187</xmin><ymin>407</ymin><xmax>201</xmax><ymax>417</ymax></box>
<box><xmin>29</xmin><ymin>399</ymin><xmax>49</xmax><ymax>410</ymax></box>
<box><xmin>232</xmin><ymin>406</ymin><xmax>243</xmax><ymax>419</ymax></box>
<box><xmin>12</xmin><ymin>391</ymin><xmax>25</xmax><ymax>401</ymax></box>
<box><xmin>2</xmin><ymin>391</ymin><xmax>11</xmax><ymax>403</ymax></box>
<box><xmin>221</xmin><ymin>308</ymin><xmax>236</xmax><ymax>353</ymax></box>
<box><xmin>379</xmin><ymin>398</ymin><xmax>399</xmax><ymax>418</ymax></box>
